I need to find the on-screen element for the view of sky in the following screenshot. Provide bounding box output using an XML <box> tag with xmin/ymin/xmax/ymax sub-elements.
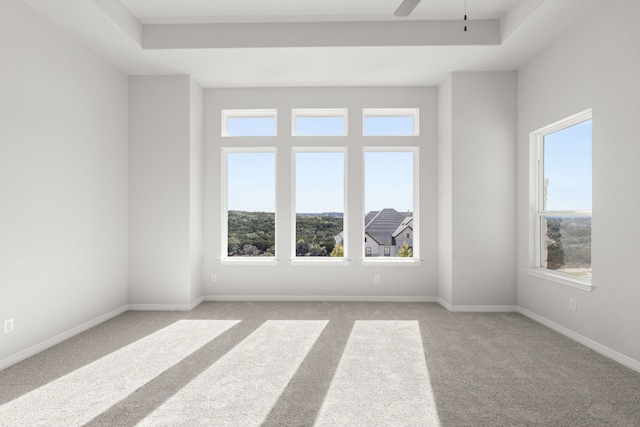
<box><xmin>364</xmin><ymin>116</ymin><xmax>414</xmax><ymax>136</ymax></box>
<box><xmin>364</xmin><ymin>151</ymin><xmax>414</xmax><ymax>213</ymax></box>
<box><xmin>225</xmin><ymin>114</ymin><xmax>415</xmax><ymax>214</ymax></box>
<box><xmin>227</xmin><ymin>117</ymin><xmax>276</xmax><ymax>136</ymax></box>
<box><xmin>295</xmin><ymin>116</ymin><xmax>345</xmax><ymax>136</ymax></box>
<box><xmin>227</xmin><ymin>152</ymin><xmax>275</xmax><ymax>212</ymax></box>
<box><xmin>296</xmin><ymin>152</ymin><xmax>344</xmax><ymax>213</ymax></box>
<box><xmin>543</xmin><ymin>119</ymin><xmax>592</xmax><ymax>211</ymax></box>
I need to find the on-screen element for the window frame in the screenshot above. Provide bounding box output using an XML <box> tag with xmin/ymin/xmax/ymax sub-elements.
<box><xmin>361</xmin><ymin>146</ymin><xmax>421</xmax><ymax>265</ymax></box>
<box><xmin>290</xmin><ymin>147</ymin><xmax>349</xmax><ymax>265</ymax></box>
<box><xmin>221</xmin><ymin>109</ymin><xmax>278</xmax><ymax>137</ymax></box>
<box><xmin>362</xmin><ymin>108</ymin><xmax>420</xmax><ymax>136</ymax></box>
<box><xmin>527</xmin><ymin>109</ymin><xmax>593</xmax><ymax>291</ymax></box>
<box><xmin>291</xmin><ymin>108</ymin><xmax>348</xmax><ymax>136</ymax></box>
<box><xmin>220</xmin><ymin>147</ymin><xmax>278</xmax><ymax>265</ymax></box>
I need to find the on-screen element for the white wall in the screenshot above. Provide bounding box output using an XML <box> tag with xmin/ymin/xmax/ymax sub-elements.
<box><xmin>437</xmin><ymin>76</ymin><xmax>453</xmax><ymax>305</ymax></box>
<box><xmin>128</xmin><ymin>75</ymin><xmax>203</xmax><ymax>307</ymax></box>
<box><xmin>0</xmin><ymin>0</ymin><xmax>128</xmax><ymax>363</ymax></box>
<box><xmin>518</xmin><ymin>0</ymin><xmax>640</xmax><ymax>363</ymax></box>
<box><xmin>203</xmin><ymin>87</ymin><xmax>438</xmax><ymax>299</ymax></box>
<box><xmin>451</xmin><ymin>72</ymin><xmax>518</xmax><ymax>307</ymax></box>
<box><xmin>189</xmin><ymin>81</ymin><xmax>204</xmax><ymax>303</ymax></box>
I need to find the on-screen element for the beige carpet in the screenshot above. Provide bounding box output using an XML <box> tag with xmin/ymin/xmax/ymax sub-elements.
<box><xmin>1</xmin><ymin>302</ymin><xmax>639</xmax><ymax>426</ymax></box>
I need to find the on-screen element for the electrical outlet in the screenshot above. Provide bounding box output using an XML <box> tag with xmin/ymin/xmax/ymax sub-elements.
<box><xmin>4</xmin><ymin>318</ymin><xmax>14</xmax><ymax>334</ymax></box>
<box><xmin>569</xmin><ymin>298</ymin><xmax>577</xmax><ymax>312</ymax></box>
<box><xmin>211</xmin><ymin>274</ymin><xmax>217</xmax><ymax>283</ymax></box>
<box><xmin>374</xmin><ymin>274</ymin><xmax>380</xmax><ymax>283</ymax></box>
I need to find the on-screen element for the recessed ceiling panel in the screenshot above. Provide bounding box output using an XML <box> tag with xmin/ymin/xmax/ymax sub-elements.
<box><xmin>120</xmin><ymin>0</ymin><xmax>519</xmax><ymax>23</ymax></box>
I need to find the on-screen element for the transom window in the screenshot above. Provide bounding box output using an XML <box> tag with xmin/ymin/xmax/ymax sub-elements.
<box><xmin>222</xmin><ymin>109</ymin><xmax>277</xmax><ymax>137</ymax></box>
<box><xmin>292</xmin><ymin>109</ymin><xmax>348</xmax><ymax>136</ymax></box>
<box><xmin>363</xmin><ymin>108</ymin><xmax>419</xmax><ymax>136</ymax></box>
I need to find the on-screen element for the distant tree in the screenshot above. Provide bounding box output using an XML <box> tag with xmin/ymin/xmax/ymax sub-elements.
<box><xmin>308</xmin><ymin>243</ymin><xmax>328</xmax><ymax>257</ymax></box>
<box><xmin>296</xmin><ymin>239</ymin><xmax>310</xmax><ymax>256</ymax></box>
<box><xmin>330</xmin><ymin>244</ymin><xmax>344</xmax><ymax>257</ymax></box>
<box><xmin>545</xmin><ymin>217</ymin><xmax>565</xmax><ymax>269</ymax></box>
<box><xmin>396</xmin><ymin>242</ymin><xmax>413</xmax><ymax>257</ymax></box>
<box><xmin>546</xmin><ymin>240</ymin><xmax>565</xmax><ymax>270</ymax></box>
<box><xmin>242</xmin><ymin>244</ymin><xmax>259</xmax><ymax>256</ymax></box>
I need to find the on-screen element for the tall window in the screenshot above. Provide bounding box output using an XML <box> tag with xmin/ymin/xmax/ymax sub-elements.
<box><xmin>293</xmin><ymin>149</ymin><xmax>346</xmax><ymax>258</ymax></box>
<box><xmin>533</xmin><ymin>110</ymin><xmax>592</xmax><ymax>284</ymax></box>
<box><xmin>222</xmin><ymin>149</ymin><xmax>276</xmax><ymax>258</ymax></box>
<box><xmin>363</xmin><ymin>148</ymin><xmax>419</xmax><ymax>259</ymax></box>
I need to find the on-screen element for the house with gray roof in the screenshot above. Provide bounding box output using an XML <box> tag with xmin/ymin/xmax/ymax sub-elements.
<box><xmin>334</xmin><ymin>208</ymin><xmax>413</xmax><ymax>257</ymax></box>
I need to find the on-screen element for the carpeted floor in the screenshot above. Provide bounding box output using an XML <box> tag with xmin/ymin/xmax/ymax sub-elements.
<box><xmin>1</xmin><ymin>302</ymin><xmax>639</xmax><ymax>426</ymax></box>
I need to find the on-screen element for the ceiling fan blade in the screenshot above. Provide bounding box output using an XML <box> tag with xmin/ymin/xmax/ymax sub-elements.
<box><xmin>394</xmin><ymin>0</ymin><xmax>421</xmax><ymax>17</ymax></box>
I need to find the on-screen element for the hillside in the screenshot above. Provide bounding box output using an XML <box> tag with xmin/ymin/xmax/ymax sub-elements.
<box><xmin>227</xmin><ymin>211</ymin><xmax>343</xmax><ymax>257</ymax></box>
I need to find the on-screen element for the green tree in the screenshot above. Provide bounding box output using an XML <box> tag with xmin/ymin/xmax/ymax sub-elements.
<box><xmin>396</xmin><ymin>242</ymin><xmax>413</xmax><ymax>257</ymax></box>
<box><xmin>330</xmin><ymin>244</ymin><xmax>344</xmax><ymax>257</ymax></box>
<box><xmin>308</xmin><ymin>243</ymin><xmax>328</xmax><ymax>257</ymax></box>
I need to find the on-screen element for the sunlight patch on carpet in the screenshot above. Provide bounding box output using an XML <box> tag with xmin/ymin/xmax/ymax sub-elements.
<box><xmin>0</xmin><ymin>320</ymin><xmax>239</xmax><ymax>427</ymax></box>
<box><xmin>314</xmin><ymin>320</ymin><xmax>441</xmax><ymax>427</ymax></box>
<box><xmin>137</xmin><ymin>320</ymin><xmax>328</xmax><ymax>427</ymax></box>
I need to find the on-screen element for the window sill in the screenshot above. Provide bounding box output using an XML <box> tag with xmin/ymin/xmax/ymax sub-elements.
<box><xmin>290</xmin><ymin>258</ymin><xmax>351</xmax><ymax>267</ymax></box>
<box><xmin>361</xmin><ymin>259</ymin><xmax>423</xmax><ymax>267</ymax></box>
<box><xmin>525</xmin><ymin>268</ymin><xmax>593</xmax><ymax>292</ymax></box>
<box><xmin>219</xmin><ymin>258</ymin><xmax>279</xmax><ymax>266</ymax></box>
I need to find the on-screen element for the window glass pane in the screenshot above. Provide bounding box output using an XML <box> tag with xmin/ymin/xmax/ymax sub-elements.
<box><xmin>227</xmin><ymin>117</ymin><xmax>276</xmax><ymax>136</ymax></box>
<box><xmin>364</xmin><ymin>116</ymin><xmax>414</xmax><ymax>136</ymax></box>
<box><xmin>543</xmin><ymin>120</ymin><xmax>592</xmax><ymax>211</ymax></box>
<box><xmin>295</xmin><ymin>152</ymin><xmax>344</xmax><ymax>257</ymax></box>
<box><xmin>295</xmin><ymin>116</ymin><xmax>345</xmax><ymax>136</ymax></box>
<box><xmin>364</xmin><ymin>151</ymin><xmax>415</xmax><ymax>258</ymax></box>
<box><xmin>541</xmin><ymin>216</ymin><xmax>592</xmax><ymax>278</ymax></box>
<box><xmin>226</xmin><ymin>152</ymin><xmax>275</xmax><ymax>256</ymax></box>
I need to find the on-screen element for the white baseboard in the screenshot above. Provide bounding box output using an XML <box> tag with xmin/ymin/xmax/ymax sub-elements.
<box><xmin>437</xmin><ymin>298</ymin><xmax>517</xmax><ymax>312</ymax></box>
<box><xmin>128</xmin><ymin>296</ymin><xmax>205</xmax><ymax>311</ymax></box>
<box><xmin>203</xmin><ymin>295</ymin><xmax>438</xmax><ymax>303</ymax></box>
<box><xmin>517</xmin><ymin>306</ymin><xmax>640</xmax><ymax>374</ymax></box>
<box><xmin>0</xmin><ymin>305</ymin><xmax>129</xmax><ymax>371</ymax></box>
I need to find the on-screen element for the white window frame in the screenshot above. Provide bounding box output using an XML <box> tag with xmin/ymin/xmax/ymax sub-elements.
<box><xmin>221</xmin><ymin>109</ymin><xmax>277</xmax><ymax>137</ymax></box>
<box><xmin>220</xmin><ymin>147</ymin><xmax>278</xmax><ymax>265</ymax></box>
<box><xmin>526</xmin><ymin>109</ymin><xmax>592</xmax><ymax>291</ymax></box>
<box><xmin>291</xmin><ymin>108</ymin><xmax>348</xmax><ymax>136</ymax></box>
<box><xmin>362</xmin><ymin>108</ymin><xmax>419</xmax><ymax>136</ymax></box>
<box><xmin>361</xmin><ymin>146</ymin><xmax>421</xmax><ymax>265</ymax></box>
<box><xmin>290</xmin><ymin>147</ymin><xmax>349</xmax><ymax>265</ymax></box>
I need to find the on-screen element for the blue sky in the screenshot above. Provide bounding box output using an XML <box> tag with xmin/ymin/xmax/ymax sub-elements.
<box><xmin>544</xmin><ymin>119</ymin><xmax>592</xmax><ymax>211</ymax></box>
<box><xmin>295</xmin><ymin>116</ymin><xmax>345</xmax><ymax>136</ymax></box>
<box><xmin>296</xmin><ymin>152</ymin><xmax>344</xmax><ymax>212</ymax></box>
<box><xmin>364</xmin><ymin>116</ymin><xmax>414</xmax><ymax>136</ymax></box>
<box><xmin>364</xmin><ymin>151</ymin><xmax>413</xmax><ymax>213</ymax></box>
<box><xmin>227</xmin><ymin>152</ymin><xmax>276</xmax><ymax>212</ymax></box>
<box><xmin>226</xmin><ymin>115</ymin><xmax>415</xmax><ymax>214</ymax></box>
<box><xmin>227</xmin><ymin>117</ymin><xmax>276</xmax><ymax>136</ymax></box>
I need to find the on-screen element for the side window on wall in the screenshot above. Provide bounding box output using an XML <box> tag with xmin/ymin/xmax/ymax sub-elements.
<box><xmin>529</xmin><ymin>110</ymin><xmax>592</xmax><ymax>288</ymax></box>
